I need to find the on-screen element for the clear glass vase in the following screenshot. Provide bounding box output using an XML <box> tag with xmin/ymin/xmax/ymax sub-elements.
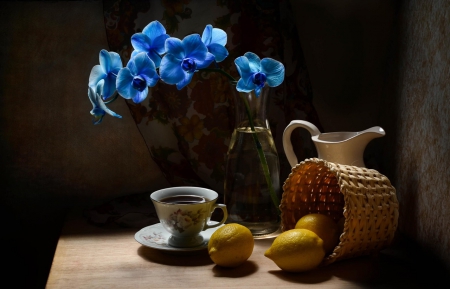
<box><xmin>224</xmin><ymin>83</ymin><xmax>281</xmax><ymax>237</ymax></box>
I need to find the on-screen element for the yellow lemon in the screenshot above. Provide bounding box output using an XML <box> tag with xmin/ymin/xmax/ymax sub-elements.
<box><xmin>264</xmin><ymin>229</ymin><xmax>325</xmax><ymax>272</ymax></box>
<box><xmin>295</xmin><ymin>213</ymin><xmax>340</xmax><ymax>254</ymax></box>
<box><xmin>208</xmin><ymin>223</ymin><xmax>254</xmax><ymax>267</ymax></box>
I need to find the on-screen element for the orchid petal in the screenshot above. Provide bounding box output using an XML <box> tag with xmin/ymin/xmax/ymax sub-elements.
<box><xmin>88</xmin><ymin>86</ymin><xmax>98</xmax><ymax>107</ymax></box>
<box><xmin>102</xmin><ymin>73</ymin><xmax>117</xmax><ymax>100</ymax></box>
<box><xmin>206</xmin><ymin>43</ymin><xmax>228</xmax><ymax>62</ymax></box>
<box><xmin>141</xmin><ymin>70</ymin><xmax>160</xmax><ymax>86</ymax></box>
<box><xmin>99</xmin><ymin>49</ymin><xmax>112</xmax><ymax>72</ymax></box>
<box><xmin>244</xmin><ymin>73</ymin><xmax>255</xmax><ymax>88</ymax></box>
<box><xmin>201</xmin><ymin>25</ymin><xmax>212</xmax><ymax>45</ymax></box>
<box><xmin>130</xmin><ymin>50</ymin><xmax>139</xmax><ymax>59</ymax></box>
<box><xmin>95</xmin><ymin>80</ymin><xmax>103</xmax><ymax>96</ymax></box>
<box><xmin>126</xmin><ymin>57</ymin><xmax>139</xmax><ymax>76</ymax></box>
<box><xmin>116</xmin><ymin>68</ymin><xmax>135</xmax><ymax>99</ymax></box>
<box><xmin>88</xmin><ymin>85</ymin><xmax>121</xmax><ymax>125</ymax></box>
<box><xmin>146</xmin><ymin>73</ymin><xmax>160</xmax><ymax>87</ymax></box>
<box><xmin>165</xmin><ymin>37</ymin><xmax>185</xmax><ymax>60</ymax></box>
<box><xmin>261</xmin><ymin>58</ymin><xmax>285</xmax><ymax>87</ymax></box>
<box><xmin>97</xmin><ymin>97</ymin><xmax>122</xmax><ymax>119</ymax></box>
<box><xmin>142</xmin><ymin>20</ymin><xmax>166</xmax><ymax>41</ymax></box>
<box><xmin>133</xmin><ymin>52</ymin><xmax>155</xmax><ymax>73</ymax></box>
<box><xmin>210</xmin><ymin>28</ymin><xmax>227</xmax><ymax>46</ymax></box>
<box><xmin>90</xmin><ymin>108</ymin><xmax>105</xmax><ymax>124</ymax></box>
<box><xmin>196</xmin><ymin>52</ymin><xmax>215</xmax><ymax>69</ymax></box>
<box><xmin>109</xmin><ymin>51</ymin><xmax>123</xmax><ymax>74</ymax></box>
<box><xmin>147</xmin><ymin>50</ymin><xmax>163</xmax><ymax>68</ymax></box>
<box><xmin>254</xmin><ymin>86</ymin><xmax>262</xmax><ymax>97</ymax></box>
<box><xmin>176</xmin><ymin>72</ymin><xmax>194</xmax><ymax>90</ymax></box>
<box><xmin>92</xmin><ymin>115</ymin><xmax>104</xmax><ymax>125</ymax></box>
<box><xmin>88</xmin><ymin>65</ymin><xmax>107</xmax><ymax>87</ymax></box>
<box><xmin>244</xmin><ymin>52</ymin><xmax>261</xmax><ymax>73</ymax></box>
<box><xmin>126</xmin><ymin>52</ymin><xmax>155</xmax><ymax>77</ymax></box>
<box><xmin>153</xmin><ymin>34</ymin><xmax>170</xmax><ymax>55</ymax></box>
<box><xmin>234</xmin><ymin>56</ymin><xmax>251</xmax><ymax>76</ymax></box>
<box><xmin>132</xmin><ymin>87</ymin><xmax>149</xmax><ymax>104</ymax></box>
<box><xmin>234</xmin><ymin>56</ymin><xmax>254</xmax><ymax>86</ymax></box>
<box><xmin>236</xmin><ymin>78</ymin><xmax>255</xmax><ymax>93</ymax></box>
<box><xmin>183</xmin><ymin>34</ymin><xmax>207</xmax><ymax>60</ymax></box>
<box><xmin>159</xmin><ymin>54</ymin><xmax>185</xmax><ymax>85</ymax></box>
<box><xmin>131</xmin><ymin>33</ymin><xmax>151</xmax><ymax>52</ymax></box>
<box><xmin>133</xmin><ymin>52</ymin><xmax>159</xmax><ymax>86</ymax></box>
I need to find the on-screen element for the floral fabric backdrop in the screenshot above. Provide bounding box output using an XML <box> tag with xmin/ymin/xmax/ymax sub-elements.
<box><xmin>102</xmin><ymin>0</ymin><xmax>322</xmax><ymax>200</ymax></box>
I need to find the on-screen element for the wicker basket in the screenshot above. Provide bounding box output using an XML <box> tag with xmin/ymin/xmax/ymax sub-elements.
<box><xmin>280</xmin><ymin>158</ymin><xmax>399</xmax><ymax>265</ymax></box>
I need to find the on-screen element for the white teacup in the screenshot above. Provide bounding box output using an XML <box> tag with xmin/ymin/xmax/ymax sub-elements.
<box><xmin>150</xmin><ymin>186</ymin><xmax>228</xmax><ymax>248</ymax></box>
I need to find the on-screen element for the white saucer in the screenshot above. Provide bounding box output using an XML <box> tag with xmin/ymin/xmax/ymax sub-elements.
<box><xmin>134</xmin><ymin>222</ymin><xmax>223</xmax><ymax>253</ymax></box>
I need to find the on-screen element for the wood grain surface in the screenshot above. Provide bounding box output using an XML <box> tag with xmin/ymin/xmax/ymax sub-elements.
<box><xmin>46</xmin><ymin>209</ymin><xmax>441</xmax><ymax>289</ymax></box>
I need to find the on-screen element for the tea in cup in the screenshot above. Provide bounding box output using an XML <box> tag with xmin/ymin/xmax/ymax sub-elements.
<box><xmin>150</xmin><ymin>186</ymin><xmax>228</xmax><ymax>248</ymax></box>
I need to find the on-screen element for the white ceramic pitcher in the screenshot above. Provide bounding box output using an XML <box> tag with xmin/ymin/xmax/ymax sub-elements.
<box><xmin>283</xmin><ymin>120</ymin><xmax>385</xmax><ymax>168</ymax></box>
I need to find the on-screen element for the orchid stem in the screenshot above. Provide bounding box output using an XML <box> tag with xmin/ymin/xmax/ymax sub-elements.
<box><xmin>104</xmin><ymin>91</ymin><xmax>119</xmax><ymax>104</ymax></box>
<box><xmin>199</xmin><ymin>68</ymin><xmax>236</xmax><ymax>82</ymax></box>
<box><xmin>239</xmin><ymin>92</ymin><xmax>281</xmax><ymax>215</ymax></box>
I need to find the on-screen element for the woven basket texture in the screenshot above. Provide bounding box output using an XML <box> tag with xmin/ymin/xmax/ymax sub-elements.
<box><xmin>280</xmin><ymin>158</ymin><xmax>399</xmax><ymax>265</ymax></box>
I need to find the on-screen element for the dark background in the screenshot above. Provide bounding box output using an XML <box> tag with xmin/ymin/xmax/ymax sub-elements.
<box><xmin>1</xmin><ymin>0</ymin><xmax>449</xmax><ymax>288</ymax></box>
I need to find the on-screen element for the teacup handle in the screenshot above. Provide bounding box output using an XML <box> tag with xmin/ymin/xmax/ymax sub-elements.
<box><xmin>203</xmin><ymin>204</ymin><xmax>228</xmax><ymax>230</ymax></box>
<box><xmin>283</xmin><ymin>120</ymin><xmax>321</xmax><ymax>168</ymax></box>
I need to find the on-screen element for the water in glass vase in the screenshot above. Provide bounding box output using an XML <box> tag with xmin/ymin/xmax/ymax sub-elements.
<box><xmin>224</xmin><ymin>126</ymin><xmax>281</xmax><ymax>236</ymax></box>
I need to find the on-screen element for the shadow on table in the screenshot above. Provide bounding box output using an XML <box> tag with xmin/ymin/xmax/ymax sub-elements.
<box><xmin>268</xmin><ymin>266</ymin><xmax>332</xmax><ymax>284</ymax></box>
<box><xmin>268</xmin><ymin>243</ymin><xmax>450</xmax><ymax>288</ymax></box>
<box><xmin>137</xmin><ymin>245</ymin><xmax>214</xmax><ymax>266</ymax></box>
<box><xmin>212</xmin><ymin>261</ymin><xmax>258</xmax><ymax>278</ymax></box>
<box><xmin>267</xmin><ymin>254</ymin><xmax>388</xmax><ymax>285</ymax></box>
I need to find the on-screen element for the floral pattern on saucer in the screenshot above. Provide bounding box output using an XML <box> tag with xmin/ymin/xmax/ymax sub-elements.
<box><xmin>142</xmin><ymin>231</ymin><xmax>166</xmax><ymax>246</ymax></box>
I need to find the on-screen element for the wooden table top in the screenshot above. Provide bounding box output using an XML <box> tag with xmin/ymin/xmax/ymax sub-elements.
<box><xmin>46</xmin><ymin>208</ymin><xmax>433</xmax><ymax>289</ymax></box>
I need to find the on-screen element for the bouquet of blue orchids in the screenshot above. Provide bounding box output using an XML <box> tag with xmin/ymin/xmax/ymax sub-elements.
<box><xmin>88</xmin><ymin>20</ymin><xmax>285</xmax><ymax>211</ymax></box>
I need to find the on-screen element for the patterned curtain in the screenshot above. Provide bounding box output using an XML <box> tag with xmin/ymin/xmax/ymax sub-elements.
<box><xmin>101</xmin><ymin>0</ymin><xmax>322</xmax><ymax>198</ymax></box>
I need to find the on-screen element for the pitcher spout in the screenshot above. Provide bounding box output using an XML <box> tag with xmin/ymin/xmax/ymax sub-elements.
<box><xmin>360</xmin><ymin>126</ymin><xmax>385</xmax><ymax>137</ymax></box>
<box><xmin>315</xmin><ymin>126</ymin><xmax>385</xmax><ymax>167</ymax></box>
<box><xmin>315</xmin><ymin>126</ymin><xmax>385</xmax><ymax>143</ymax></box>
<box><xmin>349</xmin><ymin>126</ymin><xmax>385</xmax><ymax>145</ymax></box>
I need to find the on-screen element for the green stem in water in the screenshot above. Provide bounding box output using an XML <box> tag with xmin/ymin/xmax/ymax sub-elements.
<box><xmin>238</xmin><ymin>91</ymin><xmax>281</xmax><ymax>215</ymax></box>
<box><xmin>199</xmin><ymin>68</ymin><xmax>280</xmax><ymax>213</ymax></box>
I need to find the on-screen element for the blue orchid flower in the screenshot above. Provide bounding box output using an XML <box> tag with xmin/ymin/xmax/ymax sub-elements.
<box><xmin>130</xmin><ymin>20</ymin><xmax>170</xmax><ymax>68</ymax></box>
<box><xmin>116</xmin><ymin>52</ymin><xmax>160</xmax><ymax>104</ymax></box>
<box><xmin>88</xmin><ymin>80</ymin><xmax>122</xmax><ymax>125</ymax></box>
<box><xmin>201</xmin><ymin>24</ymin><xmax>228</xmax><ymax>63</ymax></box>
<box><xmin>159</xmin><ymin>34</ymin><xmax>215</xmax><ymax>90</ymax></box>
<box><xmin>234</xmin><ymin>52</ymin><xmax>285</xmax><ymax>97</ymax></box>
<box><xmin>88</xmin><ymin>49</ymin><xmax>123</xmax><ymax>100</ymax></box>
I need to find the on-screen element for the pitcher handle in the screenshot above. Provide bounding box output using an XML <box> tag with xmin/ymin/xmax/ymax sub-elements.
<box><xmin>283</xmin><ymin>120</ymin><xmax>321</xmax><ymax>168</ymax></box>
